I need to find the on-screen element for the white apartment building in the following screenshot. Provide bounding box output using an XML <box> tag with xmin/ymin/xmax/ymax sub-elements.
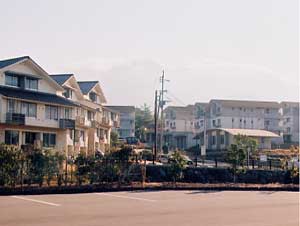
<box><xmin>0</xmin><ymin>56</ymin><xmax>119</xmax><ymax>156</ymax></box>
<box><xmin>280</xmin><ymin>101</ymin><xmax>299</xmax><ymax>144</ymax></box>
<box><xmin>207</xmin><ymin>99</ymin><xmax>283</xmax><ymax>144</ymax></box>
<box><xmin>105</xmin><ymin>106</ymin><xmax>135</xmax><ymax>139</ymax></box>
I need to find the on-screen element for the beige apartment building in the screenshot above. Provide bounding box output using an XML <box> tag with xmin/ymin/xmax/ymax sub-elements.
<box><xmin>0</xmin><ymin>56</ymin><xmax>119</xmax><ymax>156</ymax></box>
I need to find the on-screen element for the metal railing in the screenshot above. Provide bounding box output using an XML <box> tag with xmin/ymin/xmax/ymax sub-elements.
<box><xmin>6</xmin><ymin>113</ymin><xmax>25</xmax><ymax>125</ymax></box>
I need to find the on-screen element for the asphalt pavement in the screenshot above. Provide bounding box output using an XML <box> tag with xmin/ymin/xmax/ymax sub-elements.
<box><xmin>0</xmin><ymin>190</ymin><xmax>298</xmax><ymax>226</ymax></box>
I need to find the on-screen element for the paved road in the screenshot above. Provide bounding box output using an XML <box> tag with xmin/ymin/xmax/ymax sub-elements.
<box><xmin>0</xmin><ymin>191</ymin><xmax>298</xmax><ymax>226</ymax></box>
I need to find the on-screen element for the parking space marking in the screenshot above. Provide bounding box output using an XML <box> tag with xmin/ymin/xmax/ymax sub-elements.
<box><xmin>96</xmin><ymin>193</ymin><xmax>158</xmax><ymax>202</ymax></box>
<box><xmin>11</xmin><ymin>196</ymin><xmax>61</xmax><ymax>207</ymax></box>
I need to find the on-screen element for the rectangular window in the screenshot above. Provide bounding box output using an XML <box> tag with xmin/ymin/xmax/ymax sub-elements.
<box><xmin>25</xmin><ymin>77</ymin><xmax>38</xmax><ymax>90</ymax></box>
<box><xmin>45</xmin><ymin>105</ymin><xmax>58</xmax><ymax>120</ymax></box>
<box><xmin>89</xmin><ymin>92</ymin><xmax>97</xmax><ymax>102</ymax></box>
<box><xmin>220</xmin><ymin>135</ymin><xmax>225</xmax><ymax>145</ymax></box>
<box><xmin>69</xmin><ymin>129</ymin><xmax>74</xmax><ymax>140</ymax></box>
<box><xmin>212</xmin><ymin>136</ymin><xmax>216</xmax><ymax>145</ymax></box>
<box><xmin>63</xmin><ymin>88</ymin><xmax>72</xmax><ymax>99</ymax></box>
<box><xmin>5</xmin><ymin>74</ymin><xmax>19</xmax><ymax>87</ymax></box>
<box><xmin>87</xmin><ymin>111</ymin><xmax>94</xmax><ymax>120</ymax></box>
<box><xmin>25</xmin><ymin>132</ymin><xmax>36</xmax><ymax>144</ymax></box>
<box><xmin>7</xmin><ymin>99</ymin><xmax>16</xmax><ymax>113</ymax></box>
<box><xmin>65</xmin><ymin>108</ymin><xmax>72</xmax><ymax>119</ymax></box>
<box><xmin>80</xmin><ymin>131</ymin><xmax>85</xmax><ymax>141</ymax></box>
<box><xmin>5</xmin><ymin>130</ymin><xmax>19</xmax><ymax>145</ymax></box>
<box><xmin>43</xmin><ymin>133</ymin><xmax>56</xmax><ymax>147</ymax></box>
<box><xmin>21</xmin><ymin>102</ymin><xmax>37</xmax><ymax>117</ymax></box>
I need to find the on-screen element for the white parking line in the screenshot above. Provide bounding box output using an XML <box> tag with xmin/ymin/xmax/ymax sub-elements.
<box><xmin>11</xmin><ymin>196</ymin><xmax>61</xmax><ymax>207</ymax></box>
<box><xmin>96</xmin><ymin>193</ymin><xmax>157</xmax><ymax>202</ymax></box>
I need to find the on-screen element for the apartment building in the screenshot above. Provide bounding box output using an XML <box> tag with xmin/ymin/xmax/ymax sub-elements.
<box><xmin>280</xmin><ymin>102</ymin><xmax>299</xmax><ymax>144</ymax></box>
<box><xmin>0</xmin><ymin>56</ymin><xmax>119</xmax><ymax>156</ymax></box>
<box><xmin>207</xmin><ymin>99</ymin><xmax>283</xmax><ymax>144</ymax></box>
<box><xmin>149</xmin><ymin>103</ymin><xmax>207</xmax><ymax>150</ymax></box>
<box><xmin>106</xmin><ymin>106</ymin><xmax>135</xmax><ymax>138</ymax></box>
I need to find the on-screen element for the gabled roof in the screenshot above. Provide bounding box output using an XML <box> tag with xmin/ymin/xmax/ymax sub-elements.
<box><xmin>0</xmin><ymin>85</ymin><xmax>78</xmax><ymax>107</ymax></box>
<box><xmin>50</xmin><ymin>74</ymin><xmax>73</xmax><ymax>86</ymax></box>
<box><xmin>0</xmin><ymin>56</ymin><xmax>29</xmax><ymax>69</ymax></box>
<box><xmin>77</xmin><ymin>81</ymin><xmax>98</xmax><ymax>94</ymax></box>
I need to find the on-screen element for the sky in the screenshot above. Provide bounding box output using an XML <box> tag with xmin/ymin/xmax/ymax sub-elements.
<box><xmin>0</xmin><ymin>0</ymin><xmax>299</xmax><ymax>107</ymax></box>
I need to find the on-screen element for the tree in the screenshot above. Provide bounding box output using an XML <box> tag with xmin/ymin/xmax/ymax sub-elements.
<box><xmin>44</xmin><ymin>150</ymin><xmax>65</xmax><ymax>186</ymax></box>
<box><xmin>0</xmin><ymin>144</ymin><xmax>21</xmax><ymax>187</ymax></box>
<box><xmin>227</xmin><ymin>135</ymin><xmax>258</xmax><ymax>182</ymax></box>
<box><xmin>27</xmin><ymin>149</ymin><xmax>46</xmax><ymax>187</ymax></box>
<box><xmin>169</xmin><ymin>151</ymin><xmax>186</xmax><ymax>185</ymax></box>
<box><xmin>135</xmin><ymin>104</ymin><xmax>153</xmax><ymax>142</ymax></box>
<box><xmin>110</xmin><ymin>131</ymin><xmax>119</xmax><ymax>147</ymax></box>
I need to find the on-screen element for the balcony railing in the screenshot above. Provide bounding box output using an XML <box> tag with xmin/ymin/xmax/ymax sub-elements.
<box><xmin>113</xmin><ymin>121</ymin><xmax>120</xmax><ymax>128</ymax></box>
<box><xmin>6</xmin><ymin>113</ymin><xmax>25</xmax><ymax>125</ymax></box>
<box><xmin>59</xmin><ymin>119</ymin><xmax>75</xmax><ymax>129</ymax></box>
<box><xmin>101</xmin><ymin>117</ymin><xmax>110</xmax><ymax>126</ymax></box>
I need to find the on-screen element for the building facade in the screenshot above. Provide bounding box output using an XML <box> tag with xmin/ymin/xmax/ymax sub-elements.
<box><xmin>280</xmin><ymin>102</ymin><xmax>299</xmax><ymax>144</ymax></box>
<box><xmin>207</xmin><ymin>99</ymin><xmax>283</xmax><ymax>144</ymax></box>
<box><xmin>105</xmin><ymin>106</ymin><xmax>135</xmax><ymax>139</ymax></box>
<box><xmin>0</xmin><ymin>56</ymin><xmax>119</xmax><ymax>156</ymax></box>
<box><xmin>205</xmin><ymin>128</ymin><xmax>279</xmax><ymax>151</ymax></box>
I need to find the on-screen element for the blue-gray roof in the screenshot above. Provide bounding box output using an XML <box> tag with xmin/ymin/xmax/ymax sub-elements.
<box><xmin>0</xmin><ymin>85</ymin><xmax>78</xmax><ymax>107</ymax></box>
<box><xmin>50</xmin><ymin>74</ymin><xmax>73</xmax><ymax>85</ymax></box>
<box><xmin>0</xmin><ymin>56</ymin><xmax>29</xmax><ymax>69</ymax></box>
<box><xmin>78</xmin><ymin>81</ymin><xmax>98</xmax><ymax>94</ymax></box>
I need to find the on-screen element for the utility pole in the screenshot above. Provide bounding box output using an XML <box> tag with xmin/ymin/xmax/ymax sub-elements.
<box><xmin>153</xmin><ymin>90</ymin><xmax>158</xmax><ymax>164</ymax></box>
<box><xmin>160</xmin><ymin>70</ymin><xmax>168</xmax><ymax>153</ymax></box>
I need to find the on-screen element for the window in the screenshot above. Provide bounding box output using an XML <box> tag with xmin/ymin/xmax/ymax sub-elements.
<box><xmin>5</xmin><ymin>74</ymin><xmax>18</xmax><ymax>87</ymax></box>
<box><xmin>220</xmin><ymin>135</ymin><xmax>225</xmax><ymax>145</ymax></box>
<box><xmin>212</xmin><ymin>136</ymin><xmax>216</xmax><ymax>145</ymax></box>
<box><xmin>212</xmin><ymin>120</ymin><xmax>216</xmax><ymax>127</ymax></box>
<box><xmin>45</xmin><ymin>105</ymin><xmax>58</xmax><ymax>120</ymax></box>
<box><xmin>7</xmin><ymin>99</ymin><xmax>16</xmax><ymax>113</ymax></box>
<box><xmin>80</xmin><ymin>131</ymin><xmax>85</xmax><ymax>141</ymax></box>
<box><xmin>43</xmin><ymin>133</ymin><xmax>56</xmax><ymax>147</ymax></box>
<box><xmin>65</xmin><ymin>108</ymin><xmax>72</xmax><ymax>119</ymax></box>
<box><xmin>63</xmin><ymin>88</ymin><xmax>72</xmax><ymax>99</ymax></box>
<box><xmin>232</xmin><ymin>118</ymin><xmax>234</xmax><ymax>122</ymax></box>
<box><xmin>217</xmin><ymin>119</ymin><xmax>221</xmax><ymax>126</ymax></box>
<box><xmin>25</xmin><ymin>78</ymin><xmax>38</xmax><ymax>90</ymax></box>
<box><xmin>87</xmin><ymin>111</ymin><xmax>94</xmax><ymax>120</ymax></box>
<box><xmin>265</xmin><ymin>108</ymin><xmax>270</xmax><ymax>114</ymax></box>
<box><xmin>25</xmin><ymin>132</ymin><xmax>36</xmax><ymax>144</ymax></box>
<box><xmin>21</xmin><ymin>102</ymin><xmax>37</xmax><ymax>117</ymax></box>
<box><xmin>69</xmin><ymin>130</ymin><xmax>74</xmax><ymax>140</ymax></box>
<box><xmin>89</xmin><ymin>92</ymin><xmax>97</xmax><ymax>102</ymax></box>
<box><xmin>5</xmin><ymin>130</ymin><xmax>19</xmax><ymax>145</ymax></box>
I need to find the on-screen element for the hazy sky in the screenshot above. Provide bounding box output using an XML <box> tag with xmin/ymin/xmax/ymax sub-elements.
<box><xmin>0</xmin><ymin>0</ymin><xmax>298</xmax><ymax>107</ymax></box>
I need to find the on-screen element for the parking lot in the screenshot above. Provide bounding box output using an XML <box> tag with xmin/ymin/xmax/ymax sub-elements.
<box><xmin>0</xmin><ymin>190</ymin><xmax>298</xmax><ymax>226</ymax></box>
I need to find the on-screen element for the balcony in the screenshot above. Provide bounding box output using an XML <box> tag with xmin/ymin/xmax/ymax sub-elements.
<box><xmin>75</xmin><ymin>116</ymin><xmax>91</xmax><ymax>127</ymax></box>
<box><xmin>91</xmin><ymin>120</ymin><xmax>101</xmax><ymax>128</ymax></box>
<box><xmin>113</xmin><ymin>120</ymin><xmax>120</xmax><ymax>128</ymax></box>
<box><xmin>59</xmin><ymin>119</ymin><xmax>75</xmax><ymax>129</ymax></box>
<box><xmin>6</xmin><ymin>113</ymin><xmax>25</xmax><ymax>125</ymax></box>
<box><xmin>101</xmin><ymin>117</ymin><xmax>110</xmax><ymax>127</ymax></box>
